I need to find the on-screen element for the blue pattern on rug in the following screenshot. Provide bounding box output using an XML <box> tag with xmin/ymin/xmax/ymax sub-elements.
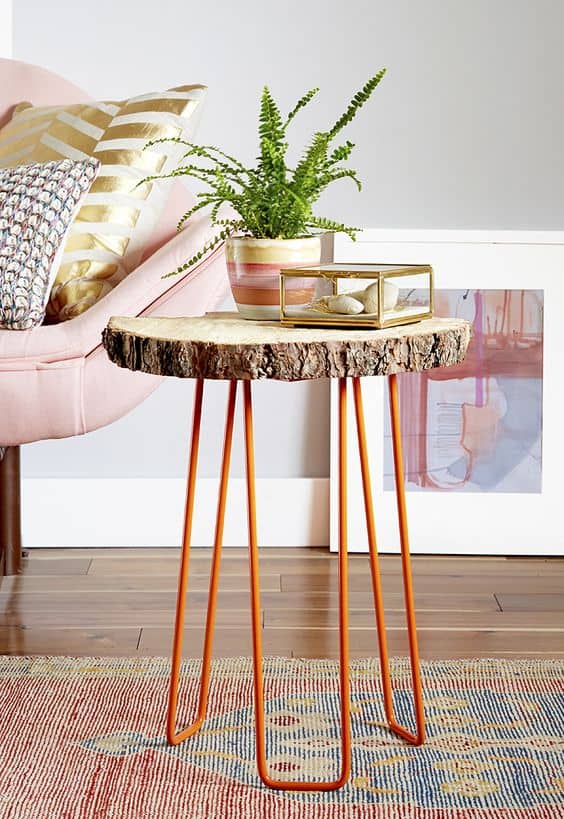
<box><xmin>81</xmin><ymin>683</ymin><xmax>564</xmax><ymax>809</ymax></box>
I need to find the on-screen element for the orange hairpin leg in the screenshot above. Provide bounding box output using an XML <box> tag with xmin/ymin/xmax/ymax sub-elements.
<box><xmin>352</xmin><ymin>374</ymin><xmax>425</xmax><ymax>746</ymax></box>
<box><xmin>167</xmin><ymin>379</ymin><xmax>237</xmax><ymax>745</ymax></box>
<box><xmin>244</xmin><ymin>378</ymin><xmax>352</xmax><ymax>791</ymax></box>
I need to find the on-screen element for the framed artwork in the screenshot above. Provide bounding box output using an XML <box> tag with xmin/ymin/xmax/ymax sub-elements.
<box><xmin>329</xmin><ymin>230</ymin><xmax>564</xmax><ymax>555</ymax></box>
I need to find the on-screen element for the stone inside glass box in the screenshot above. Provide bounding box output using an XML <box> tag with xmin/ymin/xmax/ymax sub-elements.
<box><xmin>280</xmin><ymin>263</ymin><xmax>433</xmax><ymax>328</ymax></box>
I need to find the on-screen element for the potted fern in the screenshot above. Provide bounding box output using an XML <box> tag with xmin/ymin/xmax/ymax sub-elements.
<box><xmin>143</xmin><ymin>69</ymin><xmax>386</xmax><ymax>319</ymax></box>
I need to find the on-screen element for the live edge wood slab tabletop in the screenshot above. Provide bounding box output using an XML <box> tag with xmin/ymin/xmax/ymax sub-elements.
<box><xmin>102</xmin><ymin>311</ymin><xmax>471</xmax><ymax>381</ymax></box>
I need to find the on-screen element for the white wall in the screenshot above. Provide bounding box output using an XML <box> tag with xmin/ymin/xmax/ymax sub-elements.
<box><xmin>0</xmin><ymin>0</ymin><xmax>11</xmax><ymax>56</ymax></box>
<box><xmin>11</xmin><ymin>0</ymin><xmax>564</xmax><ymax>483</ymax></box>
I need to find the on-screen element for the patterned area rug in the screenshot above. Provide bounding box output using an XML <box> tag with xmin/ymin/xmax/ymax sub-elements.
<box><xmin>0</xmin><ymin>656</ymin><xmax>562</xmax><ymax>818</ymax></box>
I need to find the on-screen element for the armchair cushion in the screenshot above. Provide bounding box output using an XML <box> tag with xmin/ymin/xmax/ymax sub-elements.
<box><xmin>0</xmin><ymin>84</ymin><xmax>206</xmax><ymax>322</ymax></box>
<box><xmin>0</xmin><ymin>157</ymin><xmax>99</xmax><ymax>329</ymax></box>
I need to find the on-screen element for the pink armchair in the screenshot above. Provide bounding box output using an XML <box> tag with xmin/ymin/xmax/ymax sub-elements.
<box><xmin>0</xmin><ymin>59</ymin><xmax>229</xmax><ymax>575</ymax></box>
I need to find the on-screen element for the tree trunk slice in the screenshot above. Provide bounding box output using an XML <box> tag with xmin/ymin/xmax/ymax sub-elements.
<box><xmin>102</xmin><ymin>312</ymin><xmax>471</xmax><ymax>382</ymax></box>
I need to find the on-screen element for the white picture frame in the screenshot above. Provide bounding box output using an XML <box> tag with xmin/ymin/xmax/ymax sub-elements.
<box><xmin>330</xmin><ymin>230</ymin><xmax>564</xmax><ymax>556</ymax></box>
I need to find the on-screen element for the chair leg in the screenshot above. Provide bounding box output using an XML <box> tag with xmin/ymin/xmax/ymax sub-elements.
<box><xmin>0</xmin><ymin>445</ymin><xmax>23</xmax><ymax>576</ymax></box>
<box><xmin>167</xmin><ymin>379</ymin><xmax>237</xmax><ymax>745</ymax></box>
<box><xmin>352</xmin><ymin>375</ymin><xmax>425</xmax><ymax>746</ymax></box>
<box><xmin>244</xmin><ymin>378</ymin><xmax>352</xmax><ymax>791</ymax></box>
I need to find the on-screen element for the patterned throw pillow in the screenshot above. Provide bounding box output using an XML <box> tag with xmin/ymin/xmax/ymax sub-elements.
<box><xmin>0</xmin><ymin>85</ymin><xmax>206</xmax><ymax>321</ymax></box>
<box><xmin>0</xmin><ymin>157</ymin><xmax>99</xmax><ymax>329</ymax></box>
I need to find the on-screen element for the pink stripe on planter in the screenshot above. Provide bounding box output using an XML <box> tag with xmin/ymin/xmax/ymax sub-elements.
<box><xmin>228</xmin><ymin>276</ymin><xmax>313</xmax><ymax>290</ymax></box>
<box><xmin>226</xmin><ymin>236</ymin><xmax>321</xmax><ymax>318</ymax></box>
<box><xmin>226</xmin><ymin>262</ymin><xmax>309</xmax><ymax>274</ymax></box>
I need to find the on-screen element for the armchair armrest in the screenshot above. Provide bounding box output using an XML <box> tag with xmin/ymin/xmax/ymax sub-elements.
<box><xmin>0</xmin><ymin>213</ymin><xmax>228</xmax><ymax>364</ymax></box>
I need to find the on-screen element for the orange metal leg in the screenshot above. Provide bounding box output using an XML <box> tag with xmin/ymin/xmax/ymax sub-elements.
<box><xmin>352</xmin><ymin>375</ymin><xmax>425</xmax><ymax>746</ymax></box>
<box><xmin>244</xmin><ymin>378</ymin><xmax>352</xmax><ymax>791</ymax></box>
<box><xmin>167</xmin><ymin>373</ymin><xmax>422</xmax><ymax>788</ymax></box>
<box><xmin>167</xmin><ymin>379</ymin><xmax>237</xmax><ymax>745</ymax></box>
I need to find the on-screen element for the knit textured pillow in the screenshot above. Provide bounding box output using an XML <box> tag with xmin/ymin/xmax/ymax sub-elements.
<box><xmin>0</xmin><ymin>157</ymin><xmax>99</xmax><ymax>329</ymax></box>
<box><xmin>0</xmin><ymin>85</ymin><xmax>206</xmax><ymax>321</ymax></box>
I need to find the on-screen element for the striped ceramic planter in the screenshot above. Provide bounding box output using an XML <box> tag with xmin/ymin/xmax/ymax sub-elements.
<box><xmin>226</xmin><ymin>236</ymin><xmax>321</xmax><ymax>320</ymax></box>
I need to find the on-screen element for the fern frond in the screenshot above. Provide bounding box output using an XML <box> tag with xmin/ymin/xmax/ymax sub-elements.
<box><xmin>260</xmin><ymin>136</ymin><xmax>288</xmax><ymax>182</ymax></box>
<box><xmin>209</xmin><ymin>199</ymin><xmax>223</xmax><ymax>225</ymax></box>
<box><xmin>176</xmin><ymin>198</ymin><xmax>214</xmax><ymax>231</ymax></box>
<box><xmin>327</xmin><ymin>140</ymin><xmax>355</xmax><ymax>164</ymax></box>
<box><xmin>292</xmin><ymin>131</ymin><xmax>330</xmax><ymax>192</ymax></box>
<box><xmin>179</xmin><ymin>143</ymin><xmax>250</xmax><ymax>174</ymax></box>
<box><xmin>136</xmin><ymin>167</ymin><xmax>216</xmax><ymax>189</ymax></box>
<box><xmin>213</xmin><ymin>218</ymin><xmax>246</xmax><ymax>233</ymax></box>
<box><xmin>142</xmin><ymin>136</ymin><xmax>192</xmax><ymax>151</ymax></box>
<box><xmin>328</xmin><ymin>68</ymin><xmax>386</xmax><ymax>138</ymax></box>
<box><xmin>306</xmin><ymin>216</ymin><xmax>361</xmax><ymax>240</ymax></box>
<box><xmin>285</xmin><ymin>87</ymin><xmax>319</xmax><ymax>126</ymax></box>
<box><xmin>259</xmin><ymin>86</ymin><xmax>285</xmax><ymax>146</ymax></box>
<box><xmin>162</xmin><ymin>226</ymin><xmax>234</xmax><ymax>278</ymax></box>
<box><xmin>319</xmin><ymin>168</ymin><xmax>362</xmax><ymax>192</ymax></box>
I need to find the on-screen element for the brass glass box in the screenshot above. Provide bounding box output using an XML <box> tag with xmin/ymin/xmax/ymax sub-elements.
<box><xmin>279</xmin><ymin>263</ymin><xmax>434</xmax><ymax>329</ymax></box>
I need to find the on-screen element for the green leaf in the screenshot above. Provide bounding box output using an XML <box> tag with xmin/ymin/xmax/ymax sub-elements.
<box><xmin>162</xmin><ymin>226</ymin><xmax>234</xmax><ymax>278</ymax></box>
<box><xmin>285</xmin><ymin>87</ymin><xmax>319</xmax><ymax>126</ymax></box>
<box><xmin>306</xmin><ymin>215</ymin><xmax>361</xmax><ymax>240</ymax></box>
<box><xmin>258</xmin><ymin>85</ymin><xmax>285</xmax><ymax>146</ymax></box>
<box><xmin>176</xmin><ymin>198</ymin><xmax>213</xmax><ymax>231</ymax></box>
<box><xmin>328</xmin><ymin>68</ymin><xmax>386</xmax><ymax>138</ymax></box>
<box><xmin>320</xmin><ymin>167</ymin><xmax>362</xmax><ymax>192</ymax></box>
<box><xmin>327</xmin><ymin>140</ymin><xmax>355</xmax><ymax>164</ymax></box>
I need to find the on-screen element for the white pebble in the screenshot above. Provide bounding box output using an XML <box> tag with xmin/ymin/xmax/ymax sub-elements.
<box><xmin>349</xmin><ymin>281</ymin><xmax>399</xmax><ymax>314</ymax></box>
<box><xmin>324</xmin><ymin>294</ymin><xmax>365</xmax><ymax>315</ymax></box>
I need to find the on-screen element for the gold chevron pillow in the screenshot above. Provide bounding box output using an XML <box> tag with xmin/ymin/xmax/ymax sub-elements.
<box><xmin>0</xmin><ymin>85</ymin><xmax>206</xmax><ymax>321</ymax></box>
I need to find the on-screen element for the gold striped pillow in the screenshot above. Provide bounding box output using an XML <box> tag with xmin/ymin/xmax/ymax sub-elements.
<box><xmin>0</xmin><ymin>85</ymin><xmax>206</xmax><ymax>321</ymax></box>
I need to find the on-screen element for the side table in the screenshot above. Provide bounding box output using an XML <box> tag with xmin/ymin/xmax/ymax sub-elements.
<box><xmin>103</xmin><ymin>311</ymin><xmax>471</xmax><ymax>792</ymax></box>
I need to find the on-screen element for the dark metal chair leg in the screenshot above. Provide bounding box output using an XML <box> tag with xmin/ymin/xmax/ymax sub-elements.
<box><xmin>0</xmin><ymin>445</ymin><xmax>23</xmax><ymax>576</ymax></box>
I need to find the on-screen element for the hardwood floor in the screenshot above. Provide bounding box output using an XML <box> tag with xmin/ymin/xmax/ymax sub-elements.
<box><xmin>0</xmin><ymin>548</ymin><xmax>563</xmax><ymax>659</ymax></box>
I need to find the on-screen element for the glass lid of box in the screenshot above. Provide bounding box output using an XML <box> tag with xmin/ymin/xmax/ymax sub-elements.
<box><xmin>283</xmin><ymin>263</ymin><xmax>426</xmax><ymax>274</ymax></box>
<box><xmin>279</xmin><ymin>263</ymin><xmax>434</xmax><ymax>329</ymax></box>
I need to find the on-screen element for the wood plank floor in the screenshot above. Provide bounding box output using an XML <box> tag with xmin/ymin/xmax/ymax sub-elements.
<box><xmin>0</xmin><ymin>548</ymin><xmax>563</xmax><ymax>659</ymax></box>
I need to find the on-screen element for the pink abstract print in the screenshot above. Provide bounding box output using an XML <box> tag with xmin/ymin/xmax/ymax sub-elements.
<box><xmin>384</xmin><ymin>289</ymin><xmax>543</xmax><ymax>492</ymax></box>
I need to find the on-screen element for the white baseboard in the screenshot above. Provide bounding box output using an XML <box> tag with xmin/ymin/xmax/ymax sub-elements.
<box><xmin>21</xmin><ymin>477</ymin><xmax>329</xmax><ymax>548</ymax></box>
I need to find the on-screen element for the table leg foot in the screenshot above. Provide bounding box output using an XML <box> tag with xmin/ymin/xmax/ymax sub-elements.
<box><xmin>167</xmin><ymin>380</ymin><xmax>237</xmax><ymax>745</ymax></box>
<box><xmin>244</xmin><ymin>379</ymin><xmax>352</xmax><ymax>791</ymax></box>
<box><xmin>352</xmin><ymin>375</ymin><xmax>425</xmax><ymax>746</ymax></box>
